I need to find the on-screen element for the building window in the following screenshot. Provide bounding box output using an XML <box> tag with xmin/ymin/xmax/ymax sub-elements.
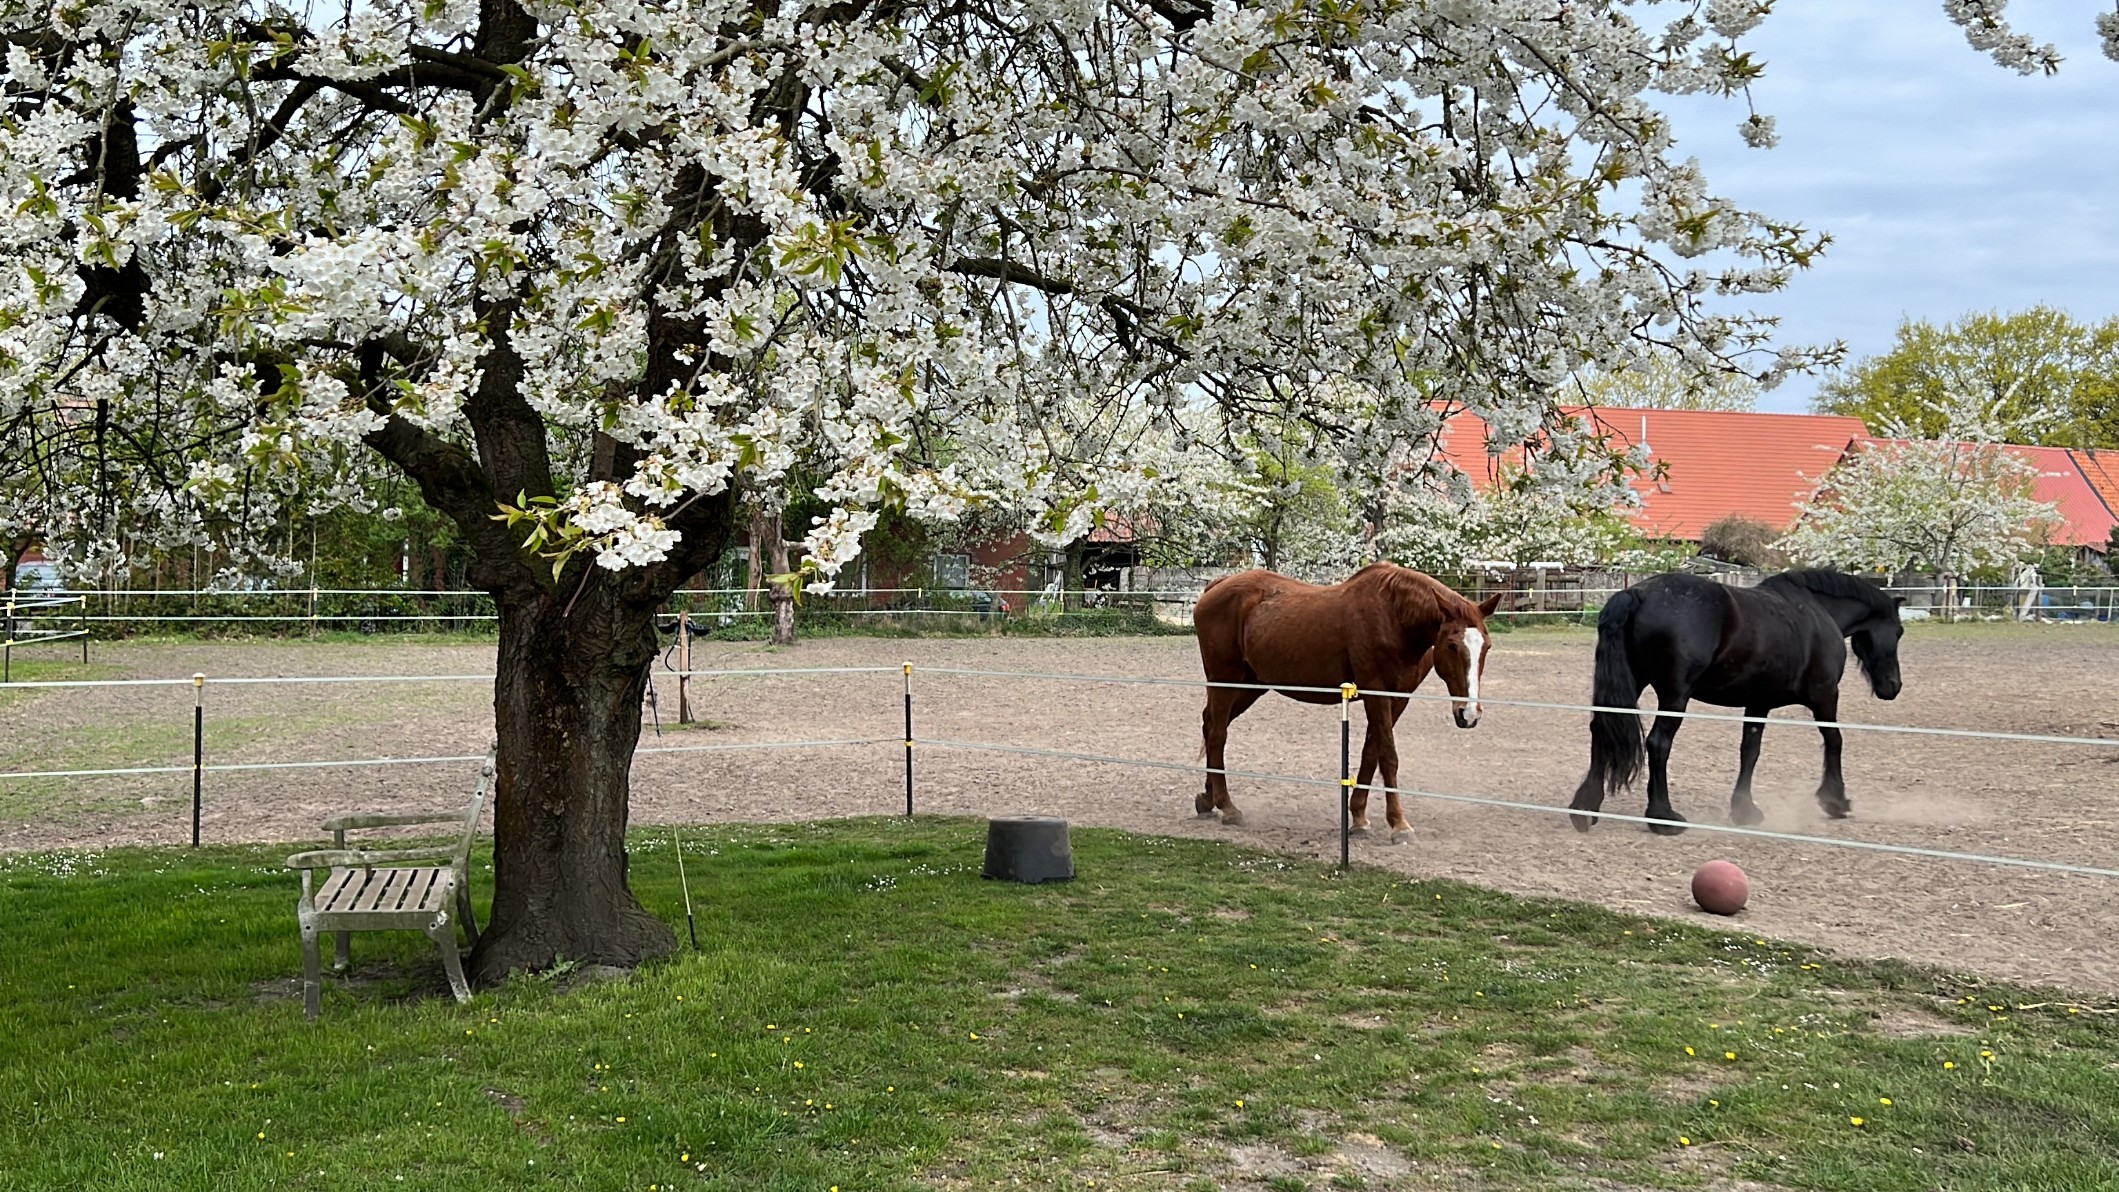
<box><xmin>934</xmin><ymin>552</ymin><xmax>970</xmax><ymax>590</ymax></box>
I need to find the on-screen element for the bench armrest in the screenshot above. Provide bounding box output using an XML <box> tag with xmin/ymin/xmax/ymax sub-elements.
<box><xmin>320</xmin><ymin>810</ymin><xmax>465</xmax><ymax>832</ymax></box>
<box><xmin>286</xmin><ymin>846</ymin><xmax>458</xmax><ymax>870</ymax></box>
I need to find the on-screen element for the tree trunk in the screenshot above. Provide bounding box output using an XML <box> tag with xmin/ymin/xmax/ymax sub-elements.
<box><xmin>762</xmin><ymin>506</ymin><xmax>795</xmax><ymax>646</ymax></box>
<box><xmin>1062</xmin><ymin>540</ymin><xmax>1087</xmax><ymax>611</ymax></box>
<box><xmin>745</xmin><ymin>511</ymin><xmax>765</xmax><ymax>613</ymax></box>
<box><xmin>471</xmin><ymin>581</ymin><xmax>676</xmax><ymax>982</ymax></box>
<box><xmin>1</xmin><ymin>538</ymin><xmax>29</xmax><ymax>591</ymax></box>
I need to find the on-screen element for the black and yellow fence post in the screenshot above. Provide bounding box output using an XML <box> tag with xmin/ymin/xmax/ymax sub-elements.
<box><xmin>1339</xmin><ymin>682</ymin><xmax>1356</xmax><ymax>870</ymax></box>
<box><xmin>191</xmin><ymin>672</ymin><xmax>206</xmax><ymax>847</ymax></box>
<box><xmin>903</xmin><ymin>661</ymin><xmax>915</xmax><ymax>816</ymax></box>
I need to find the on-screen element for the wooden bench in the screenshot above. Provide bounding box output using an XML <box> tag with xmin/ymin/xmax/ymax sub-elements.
<box><xmin>287</xmin><ymin>750</ymin><xmax>495</xmax><ymax>1018</ymax></box>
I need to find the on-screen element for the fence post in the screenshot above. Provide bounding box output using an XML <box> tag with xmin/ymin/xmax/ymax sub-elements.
<box><xmin>1339</xmin><ymin>682</ymin><xmax>1356</xmax><ymax>871</ymax></box>
<box><xmin>2</xmin><ymin>589</ymin><xmax>12</xmax><ymax>683</ymax></box>
<box><xmin>676</xmin><ymin>612</ymin><xmax>694</xmax><ymax>724</ymax></box>
<box><xmin>79</xmin><ymin>596</ymin><xmax>88</xmax><ymax>665</ymax></box>
<box><xmin>903</xmin><ymin>661</ymin><xmax>915</xmax><ymax>816</ymax></box>
<box><xmin>191</xmin><ymin>672</ymin><xmax>206</xmax><ymax>847</ymax></box>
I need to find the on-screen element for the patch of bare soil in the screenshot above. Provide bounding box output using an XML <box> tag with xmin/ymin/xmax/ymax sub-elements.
<box><xmin>8</xmin><ymin>629</ymin><xmax>2119</xmax><ymax>992</ymax></box>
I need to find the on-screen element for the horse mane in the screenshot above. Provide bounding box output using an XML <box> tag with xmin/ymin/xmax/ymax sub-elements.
<box><xmin>1761</xmin><ymin>568</ymin><xmax>1896</xmax><ymax>620</ymax></box>
<box><xmin>1354</xmin><ymin>562</ymin><xmax>1474</xmax><ymax>625</ymax></box>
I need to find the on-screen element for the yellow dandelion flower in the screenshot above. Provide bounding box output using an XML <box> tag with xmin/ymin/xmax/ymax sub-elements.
<box><xmin>1944</xmin><ymin>1061</ymin><xmax>1956</xmax><ymax>1070</ymax></box>
<box><xmin>1850</xmin><ymin>1117</ymin><xmax>1864</xmax><ymax>1127</ymax></box>
<box><xmin>794</xmin><ymin>1062</ymin><xmax>804</xmax><ymax>1070</ymax></box>
<box><xmin>1879</xmin><ymin>1097</ymin><xmax>1892</xmax><ymax>1106</ymax></box>
<box><xmin>1679</xmin><ymin>1136</ymin><xmax>1692</xmax><ymax>1146</ymax></box>
<box><xmin>1685</xmin><ymin>1047</ymin><xmax>1695</xmax><ymax>1056</ymax></box>
<box><xmin>616</xmin><ymin>1116</ymin><xmax>626</xmax><ymax>1123</ymax></box>
<box><xmin>1725</xmin><ymin>1052</ymin><xmax>1737</xmax><ymax>1061</ymax></box>
<box><xmin>1236</xmin><ymin>1100</ymin><xmax>1245</xmax><ymax>1108</ymax></box>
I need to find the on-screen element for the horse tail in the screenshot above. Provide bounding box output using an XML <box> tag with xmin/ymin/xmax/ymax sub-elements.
<box><xmin>1586</xmin><ymin>588</ymin><xmax>1646</xmax><ymax>799</ymax></box>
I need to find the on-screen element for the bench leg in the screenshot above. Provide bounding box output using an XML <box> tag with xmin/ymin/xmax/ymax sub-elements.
<box><xmin>456</xmin><ymin>883</ymin><xmax>479</xmax><ymax>947</ymax></box>
<box><xmin>301</xmin><ymin>924</ymin><xmax>323</xmax><ymax>1020</ymax></box>
<box><xmin>334</xmin><ymin>930</ymin><xmax>351</xmax><ymax>972</ymax></box>
<box><xmin>431</xmin><ymin>917</ymin><xmax>472</xmax><ymax>1005</ymax></box>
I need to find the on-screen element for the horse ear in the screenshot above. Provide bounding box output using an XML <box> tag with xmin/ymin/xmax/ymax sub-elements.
<box><xmin>1477</xmin><ymin>593</ymin><xmax>1503</xmax><ymax>618</ymax></box>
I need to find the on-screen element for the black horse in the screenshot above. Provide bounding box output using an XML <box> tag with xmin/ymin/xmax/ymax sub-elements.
<box><xmin>1569</xmin><ymin>569</ymin><xmax>1905</xmax><ymax>834</ymax></box>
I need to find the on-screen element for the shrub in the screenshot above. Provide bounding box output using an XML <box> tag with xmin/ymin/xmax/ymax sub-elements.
<box><xmin>1700</xmin><ymin>515</ymin><xmax>1787</xmax><ymax>568</ymax></box>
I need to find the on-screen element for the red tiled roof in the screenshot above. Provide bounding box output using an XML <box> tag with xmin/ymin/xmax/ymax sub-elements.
<box><xmin>1434</xmin><ymin>407</ymin><xmax>1870</xmax><ymax>540</ymax></box>
<box><xmin>2068</xmin><ymin>449</ymin><xmax>2119</xmax><ymax>533</ymax></box>
<box><xmin>2009</xmin><ymin>445</ymin><xmax>2117</xmax><ymax>548</ymax></box>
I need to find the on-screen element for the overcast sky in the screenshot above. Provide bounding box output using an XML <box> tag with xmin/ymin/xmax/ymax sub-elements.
<box><xmin>1654</xmin><ymin>2</ymin><xmax>2119</xmax><ymax>413</ymax></box>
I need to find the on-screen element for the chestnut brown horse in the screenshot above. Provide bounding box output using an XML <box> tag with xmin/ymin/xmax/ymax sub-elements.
<box><xmin>1194</xmin><ymin>563</ymin><xmax>1502</xmax><ymax>841</ymax></box>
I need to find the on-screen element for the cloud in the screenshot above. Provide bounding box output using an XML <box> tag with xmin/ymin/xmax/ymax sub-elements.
<box><xmin>1652</xmin><ymin>1</ymin><xmax>2119</xmax><ymax>411</ymax></box>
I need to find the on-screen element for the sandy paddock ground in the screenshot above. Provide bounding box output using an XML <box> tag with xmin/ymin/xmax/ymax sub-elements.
<box><xmin>4</xmin><ymin>626</ymin><xmax>2118</xmax><ymax>993</ymax></box>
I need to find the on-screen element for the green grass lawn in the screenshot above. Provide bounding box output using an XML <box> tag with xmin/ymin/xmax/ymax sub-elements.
<box><xmin>3</xmin><ymin>820</ymin><xmax>2115</xmax><ymax>1191</ymax></box>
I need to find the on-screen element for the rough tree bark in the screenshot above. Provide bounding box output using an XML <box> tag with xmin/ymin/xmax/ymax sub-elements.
<box><xmin>1062</xmin><ymin>540</ymin><xmax>1088</xmax><ymax>611</ymax></box>
<box><xmin>767</xmin><ymin>508</ymin><xmax>796</xmax><ymax>647</ymax></box>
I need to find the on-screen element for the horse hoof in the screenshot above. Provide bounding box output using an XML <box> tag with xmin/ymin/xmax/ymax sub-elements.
<box><xmin>1646</xmin><ymin>810</ymin><xmax>1688</xmax><ymax>836</ymax></box>
<box><xmin>1821</xmin><ymin>803</ymin><xmax>1851</xmax><ymax>820</ymax></box>
<box><xmin>1349</xmin><ymin>824</ymin><xmax>1371</xmax><ymax>837</ymax></box>
<box><xmin>1220</xmin><ymin>809</ymin><xmax>1245</xmax><ymax>827</ymax></box>
<box><xmin>1647</xmin><ymin>819</ymin><xmax>1688</xmax><ymax>837</ymax></box>
<box><xmin>1195</xmin><ymin>809</ymin><xmax>1219</xmax><ymax>820</ymax></box>
<box><xmin>1731</xmin><ymin>804</ymin><xmax>1765</xmax><ymax>827</ymax></box>
<box><xmin>1569</xmin><ymin>812</ymin><xmax>1598</xmax><ymax>833</ymax></box>
<box><xmin>1388</xmin><ymin>830</ymin><xmax>1413</xmax><ymax>846</ymax></box>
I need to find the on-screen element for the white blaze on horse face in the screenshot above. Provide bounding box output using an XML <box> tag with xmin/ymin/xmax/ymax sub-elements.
<box><xmin>1460</xmin><ymin>627</ymin><xmax>1486</xmax><ymax>724</ymax></box>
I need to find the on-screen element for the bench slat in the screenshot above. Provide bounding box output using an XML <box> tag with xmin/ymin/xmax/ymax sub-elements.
<box><xmin>346</xmin><ymin>869</ymin><xmax>387</xmax><ymax>914</ymax></box>
<box><xmin>317</xmin><ymin>868</ymin><xmax>364</xmax><ymax>913</ymax></box>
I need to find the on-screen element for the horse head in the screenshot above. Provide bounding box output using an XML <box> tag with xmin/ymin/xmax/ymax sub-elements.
<box><xmin>1850</xmin><ymin>597</ymin><xmax>1906</xmax><ymax>700</ymax></box>
<box><xmin>1432</xmin><ymin>592</ymin><xmax>1504</xmax><ymax>728</ymax></box>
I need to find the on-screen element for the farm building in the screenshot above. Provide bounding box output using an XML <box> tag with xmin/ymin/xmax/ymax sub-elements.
<box><xmin>1819</xmin><ymin>439</ymin><xmax>2119</xmax><ymax>562</ymax></box>
<box><xmin>1434</xmin><ymin>407</ymin><xmax>1870</xmax><ymax>542</ymax></box>
<box><xmin>1437</xmin><ymin>407</ymin><xmax>2119</xmax><ymax>560</ymax></box>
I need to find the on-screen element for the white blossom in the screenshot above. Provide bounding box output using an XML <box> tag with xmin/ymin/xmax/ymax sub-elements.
<box><xmin>1</xmin><ymin>0</ymin><xmax>1845</xmax><ymax>592</ymax></box>
<box><xmin>1781</xmin><ymin>395</ymin><xmax>2061</xmax><ymax>579</ymax></box>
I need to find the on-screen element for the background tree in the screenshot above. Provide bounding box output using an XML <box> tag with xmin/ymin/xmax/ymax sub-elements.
<box><xmin>1375</xmin><ymin>467</ymin><xmax>1642</xmax><ymax>574</ymax></box>
<box><xmin>1574</xmin><ymin>353</ymin><xmax>1761</xmax><ymax>412</ymax></box>
<box><xmin>1812</xmin><ymin>308</ymin><xmax>2119</xmax><ymax>447</ymax></box>
<box><xmin>3</xmin><ymin>0</ymin><xmax>1832</xmax><ymax>977</ymax></box>
<box><xmin>1782</xmin><ymin>398</ymin><xmax>2061</xmax><ymax>607</ymax></box>
<box><xmin>1222</xmin><ymin>417</ymin><xmax>1364</xmax><ymax>580</ymax></box>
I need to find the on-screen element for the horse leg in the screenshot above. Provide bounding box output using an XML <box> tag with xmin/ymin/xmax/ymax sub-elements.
<box><xmin>1201</xmin><ymin>686</ymin><xmax>1263</xmax><ymax>825</ymax></box>
<box><xmin>1350</xmin><ymin>724</ymin><xmax>1380</xmax><ymax>835</ymax></box>
<box><xmin>1349</xmin><ymin>695</ymin><xmax>1395</xmax><ymax>840</ymax></box>
<box><xmin>1379</xmin><ymin>697</ymin><xmax>1413</xmax><ymax>844</ymax></box>
<box><xmin>1729</xmin><ymin>705</ymin><xmax>1769</xmax><ymax>827</ymax></box>
<box><xmin>1809</xmin><ymin>693</ymin><xmax>1850</xmax><ymax>818</ymax></box>
<box><xmin>1643</xmin><ymin>691</ymin><xmax>1690</xmax><ymax>835</ymax></box>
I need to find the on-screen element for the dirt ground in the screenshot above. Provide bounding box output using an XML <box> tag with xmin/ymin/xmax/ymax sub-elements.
<box><xmin>6</xmin><ymin>625</ymin><xmax>2119</xmax><ymax>993</ymax></box>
